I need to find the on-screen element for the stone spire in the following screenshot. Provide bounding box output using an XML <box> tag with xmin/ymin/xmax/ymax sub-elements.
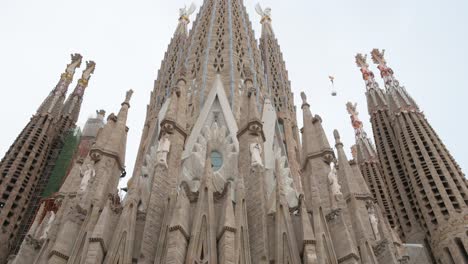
<box><xmin>334</xmin><ymin>130</ymin><xmax>379</xmax><ymax>264</ymax></box>
<box><xmin>37</xmin><ymin>53</ymin><xmax>83</xmax><ymax>117</ymax></box>
<box><xmin>370</xmin><ymin>49</ymin><xmax>419</xmax><ymax>113</ymax></box>
<box><xmin>60</xmin><ymin>60</ymin><xmax>96</xmax><ymax>128</ymax></box>
<box><xmin>371</xmin><ymin>49</ymin><xmax>468</xmax><ymax>262</ymax></box>
<box><xmin>131</xmin><ymin>7</ymin><xmax>192</xmax><ymax>183</ymax></box>
<box><xmin>0</xmin><ymin>54</ymin><xmax>84</xmax><ymax>262</ymax></box>
<box><xmin>258</xmin><ymin>6</ymin><xmax>302</xmax><ymax>190</ymax></box>
<box><xmin>346</xmin><ymin>102</ymin><xmax>399</xmax><ymax>229</ymax></box>
<box><xmin>182</xmin><ymin>0</ymin><xmax>267</xmax><ymax>124</ymax></box>
<box><xmin>300</xmin><ymin>92</ymin><xmax>334</xmax><ymax>208</ymax></box>
<box><xmin>90</xmin><ymin>89</ymin><xmax>133</xmax><ymax>171</ymax></box>
<box><xmin>355</xmin><ymin>53</ymin><xmax>388</xmax><ymax>114</ymax></box>
<box><xmin>357</xmin><ymin>51</ymin><xmax>423</xmax><ymax>242</ymax></box>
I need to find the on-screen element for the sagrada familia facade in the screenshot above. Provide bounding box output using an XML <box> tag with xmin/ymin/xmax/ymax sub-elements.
<box><xmin>0</xmin><ymin>1</ymin><xmax>466</xmax><ymax>263</ymax></box>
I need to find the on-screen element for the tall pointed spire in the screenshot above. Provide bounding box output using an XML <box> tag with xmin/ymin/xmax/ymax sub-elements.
<box><xmin>182</xmin><ymin>0</ymin><xmax>267</xmax><ymax>124</ymax></box>
<box><xmin>59</xmin><ymin>60</ymin><xmax>96</xmax><ymax>133</ymax></box>
<box><xmin>0</xmin><ymin>54</ymin><xmax>85</xmax><ymax>262</ymax></box>
<box><xmin>131</xmin><ymin>6</ymin><xmax>193</xmax><ymax>182</ymax></box>
<box><xmin>258</xmin><ymin>5</ymin><xmax>302</xmax><ymax>189</ymax></box>
<box><xmin>346</xmin><ymin>102</ymin><xmax>399</xmax><ymax>229</ymax></box>
<box><xmin>90</xmin><ymin>89</ymin><xmax>133</xmax><ymax>171</ymax></box>
<box><xmin>333</xmin><ymin>130</ymin><xmax>379</xmax><ymax>264</ymax></box>
<box><xmin>357</xmin><ymin>51</ymin><xmax>423</xmax><ymax>242</ymax></box>
<box><xmin>37</xmin><ymin>53</ymin><xmax>83</xmax><ymax>117</ymax></box>
<box><xmin>370</xmin><ymin>49</ymin><xmax>419</xmax><ymax>113</ymax></box>
<box><xmin>371</xmin><ymin>49</ymin><xmax>468</xmax><ymax>262</ymax></box>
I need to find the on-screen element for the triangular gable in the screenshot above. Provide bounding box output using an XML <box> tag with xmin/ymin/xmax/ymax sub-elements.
<box><xmin>183</xmin><ymin>74</ymin><xmax>239</xmax><ymax>159</ymax></box>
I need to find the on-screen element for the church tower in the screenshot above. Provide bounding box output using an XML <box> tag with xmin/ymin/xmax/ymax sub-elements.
<box><xmin>0</xmin><ymin>54</ymin><xmax>86</xmax><ymax>263</ymax></box>
<box><xmin>345</xmin><ymin>101</ymin><xmax>398</xmax><ymax>230</ymax></box>
<box><xmin>8</xmin><ymin>2</ymin><xmax>458</xmax><ymax>264</ymax></box>
<box><xmin>11</xmin><ymin>60</ymin><xmax>96</xmax><ymax>256</ymax></box>
<box><xmin>367</xmin><ymin>49</ymin><xmax>468</xmax><ymax>263</ymax></box>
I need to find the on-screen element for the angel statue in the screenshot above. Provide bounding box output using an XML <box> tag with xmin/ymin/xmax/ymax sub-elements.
<box><xmin>79</xmin><ymin>163</ymin><xmax>96</xmax><ymax>193</ymax></box>
<box><xmin>328</xmin><ymin>162</ymin><xmax>342</xmax><ymax>206</ymax></box>
<box><xmin>179</xmin><ymin>3</ymin><xmax>197</xmax><ymax>19</ymax></box>
<box><xmin>367</xmin><ymin>202</ymin><xmax>381</xmax><ymax>240</ymax></box>
<box><xmin>255</xmin><ymin>3</ymin><xmax>272</xmax><ymax>19</ymax></box>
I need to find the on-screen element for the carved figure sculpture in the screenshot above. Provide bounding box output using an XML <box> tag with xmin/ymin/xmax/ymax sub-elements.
<box><xmin>179</xmin><ymin>3</ymin><xmax>197</xmax><ymax>18</ymax></box>
<box><xmin>367</xmin><ymin>203</ymin><xmax>381</xmax><ymax>240</ymax></box>
<box><xmin>255</xmin><ymin>3</ymin><xmax>272</xmax><ymax>18</ymax></box>
<box><xmin>79</xmin><ymin>163</ymin><xmax>95</xmax><ymax>193</ymax></box>
<box><xmin>250</xmin><ymin>143</ymin><xmax>263</xmax><ymax>167</ymax></box>
<box><xmin>328</xmin><ymin>162</ymin><xmax>342</xmax><ymax>201</ymax></box>
<box><xmin>39</xmin><ymin>212</ymin><xmax>55</xmax><ymax>241</ymax></box>
<box><xmin>157</xmin><ymin>135</ymin><xmax>171</xmax><ymax>167</ymax></box>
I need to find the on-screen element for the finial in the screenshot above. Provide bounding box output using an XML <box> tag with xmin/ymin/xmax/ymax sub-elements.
<box><xmin>96</xmin><ymin>109</ymin><xmax>106</xmax><ymax>118</ymax></box>
<box><xmin>255</xmin><ymin>3</ymin><xmax>272</xmax><ymax>22</ymax></box>
<box><xmin>123</xmin><ymin>89</ymin><xmax>134</xmax><ymax>106</ymax></box>
<box><xmin>371</xmin><ymin>49</ymin><xmax>386</xmax><ymax>66</ymax></box>
<box><xmin>355</xmin><ymin>53</ymin><xmax>369</xmax><ymax>69</ymax></box>
<box><xmin>346</xmin><ymin>102</ymin><xmax>364</xmax><ymax>135</ymax></box>
<box><xmin>333</xmin><ymin>129</ymin><xmax>342</xmax><ymax>144</ymax></box>
<box><xmin>179</xmin><ymin>3</ymin><xmax>197</xmax><ymax>22</ymax></box>
<box><xmin>76</xmin><ymin>61</ymin><xmax>96</xmax><ymax>89</ymax></box>
<box><xmin>300</xmin><ymin>92</ymin><xmax>308</xmax><ymax>105</ymax></box>
<box><xmin>63</xmin><ymin>53</ymin><xmax>83</xmax><ymax>80</ymax></box>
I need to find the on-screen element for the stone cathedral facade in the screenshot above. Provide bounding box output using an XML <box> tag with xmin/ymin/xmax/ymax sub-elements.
<box><xmin>2</xmin><ymin>0</ymin><xmax>467</xmax><ymax>264</ymax></box>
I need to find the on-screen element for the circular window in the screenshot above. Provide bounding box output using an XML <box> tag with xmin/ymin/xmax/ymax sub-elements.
<box><xmin>210</xmin><ymin>151</ymin><xmax>223</xmax><ymax>171</ymax></box>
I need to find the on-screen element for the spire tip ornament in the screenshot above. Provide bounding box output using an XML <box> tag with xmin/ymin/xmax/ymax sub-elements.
<box><xmin>371</xmin><ymin>48</ymin><xmax>386</xmax><ymax>66</ymax></box>
<box><xmin>63</xmin><ymin>53</ymin><xmax>83</xmax><ymax>81</ymax></box>
<box><xmin>179</xmin><ymin>3</ymin><xmax>197</xmax><ymax>22</ymax></box>
<box><xmin>255</xmin><ymin>3</ymin><xmax>272</xmax><ymax>22</ymax></box>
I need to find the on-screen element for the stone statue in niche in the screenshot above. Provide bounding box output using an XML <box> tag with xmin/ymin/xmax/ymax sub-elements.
<box><xmin>39</xmin><ymin>212</ymin><xmax>55</xmax><ymax>241</ymax></box>
<box><xmin>250</xmin><ymin>143</ymin><xmax>264</xmax><ymax>168</ymax></box>
<box><xmin>367</xmin><ymin>202</ymin><xmax>381</xmax><ymax>240</ymax></box>
<box><xmin>157</xmin><ymin>135</ymin><xmax>171</xmax><ymax>167</ymax></box>
<box><xmin>79</xmin><ymin>163</ymin><xmax>95</xmax><ymax>193</ymax></box>
<box><xmin>328</xmin><ymin>162</ymin><xmax>342</xmax><ymax>202</ymax></box>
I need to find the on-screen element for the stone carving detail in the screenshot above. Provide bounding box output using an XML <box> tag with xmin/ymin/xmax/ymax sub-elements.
<box><xmin>156</xmin><ymin>135</ymin><xmax>171</xmax><ymax>167</ymax></box>
<box><xmin>255</xmin><ymin>3</ymin><xmax>272</xmax><ymax>19</ymax></box>
<box><xmin>124</xmin><ymin>89</ymin><xmax>134</xmax><ymax>105</ymax></box>
<box><xmin>367</xmin><ymin>201</ymin><xmax>381</xmax><ymax>240</ymax></box>
<box><xmin>250</xmin><ymin>143</ymin><xmax>264</xmax><ymax>168</ymax></box>
<box><xmin>179</xmin><ymin>3</ymin><xmax>197</xmax><ymax>19</ymax></box>
<box><xmin>328</xmin><ymin>162</ymin><xmax>343</xmax><ymax>202</ymax></box>
<box><xmin>181</xmin><ymin>122</ymin><xmax>238</xmax><ymax>193</ymax></box>
<box><xmin>39</xmin><ymin>212</ymin><xmax>55</xmax><ymax>240</ymax></box>
<box><xmin>79</xmin><ymin>163</ymin><xmax>95</xmax><ymax>193</ymax></box>
<box><xmin>63</xmin><ymin>53</ymin><xmax>83</xmax><ymax>80</ymax></box>
<box><xmin>76</xmin><ymin>61</ymin><xmax>96</xmax><ymax>91</ymax></box>
<box><xmin>300</xmin><ymin>92</ymin><xmax>308</xmax><ymax>105</ymax></box>
<box><xmin>355</xmin><ymin>53</ymin><xmax>379</xmax><ymax>90</ymax></box>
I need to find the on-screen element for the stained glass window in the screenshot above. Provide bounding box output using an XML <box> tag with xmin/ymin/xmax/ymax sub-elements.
<box><xmin>211</xmin><ymin>151</ymin><xmax>223</xmax><ymax>171</ymax></box>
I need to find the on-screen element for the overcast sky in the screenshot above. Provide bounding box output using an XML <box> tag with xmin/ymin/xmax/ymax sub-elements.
<box><xmin>1</xmin><ymin>0</ymin><xmax>466</xmax><ymax>188</ymax></box>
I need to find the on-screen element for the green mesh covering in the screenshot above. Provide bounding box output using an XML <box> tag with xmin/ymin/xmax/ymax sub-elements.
<box><xmin>41</xmin><ymin>128</ymin><xmax>81</xmax><ymax>198</ymax></box>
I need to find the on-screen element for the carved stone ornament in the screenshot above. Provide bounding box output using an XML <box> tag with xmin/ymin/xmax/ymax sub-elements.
<box><xmin>328</xmin><ymin>162</ymin><xmax>343</xmax><ymax>201</ymax></box>
<box><xmin>250</xmin><ymin>143</ymin><xmax>264</xmax><ymax>168</ymax></box>
<box><xmin>326</xmin><ymin>208</ymin><xmax>342</xmax><ymax>222</ymax></box>
<box><xmin>181</xmin><ymin>122</ymin><xmax>238</xmax><ymax>194</ymax></box>
<box><xmin>300</xmin><ymin>92</ymin><xmax>308</xmax><ymax>105</ymax></box>
<box><xmin>367</xmin><ymin>202</ymin><xmax>381</xmax><ymax>240</ymax></box>
<box><xmin>156</xmin><ymin>135</ymin><xmax>171</xmax><ymax>167</ymax></box>
<box><xmin>79</xmin><ymin>163</ymin><xmax>96</xmax><ymax>193</ymax></box>
<box><xmin>90</xmin><ymin>151</ymin><xmax>102</xmax><ymax>162</ymax></box>
<box><xmin>107</xmin><ymin>113</ymin><xmax>118</xmax><ymax>122</ymax></box>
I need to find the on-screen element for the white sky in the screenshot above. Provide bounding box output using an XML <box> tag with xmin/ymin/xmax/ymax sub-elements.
<box><xmin>0</xmin><ymin>0</ymin><xmax>466</xmax><ymax>188</ymax></box>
